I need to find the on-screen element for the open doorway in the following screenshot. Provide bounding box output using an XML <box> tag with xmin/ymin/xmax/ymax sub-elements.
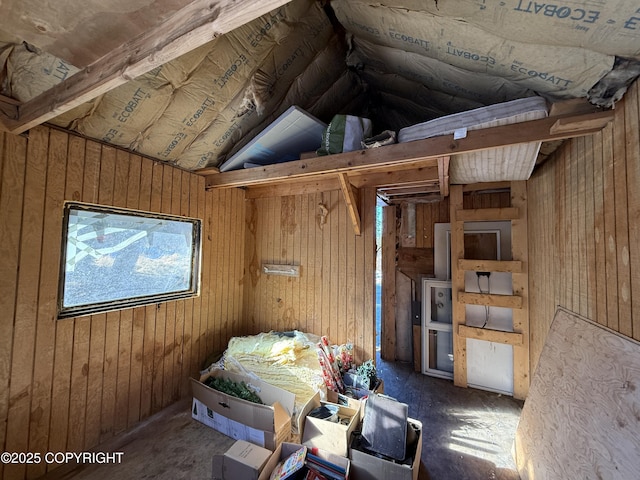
<box><xmin>375</xmin><ymin>202</ymin><xmax>383</xmax><ymax>354</ymax></box>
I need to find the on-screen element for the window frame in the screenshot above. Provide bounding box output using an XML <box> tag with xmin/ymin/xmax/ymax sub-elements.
<box><xmin>58</xmin><ymin>202</ymin><xmax>202</xmax><ymax>319</ymax></box>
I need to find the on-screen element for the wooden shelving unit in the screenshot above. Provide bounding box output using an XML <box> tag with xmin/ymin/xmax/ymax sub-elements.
<box><xmin>450</xmin><ymin>181</ymin><xmax>530</xmax><ymax>400</ymax></box>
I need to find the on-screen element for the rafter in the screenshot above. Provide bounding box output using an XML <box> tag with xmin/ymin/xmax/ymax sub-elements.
<box><xmin>0</xmin><ymin>0</ymin><xmax>292</xmax><ymax>135</ymax></box>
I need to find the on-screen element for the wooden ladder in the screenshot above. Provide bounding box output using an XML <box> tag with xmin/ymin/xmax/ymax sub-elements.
<box><xmin>449</xmin><ymin>181</ymin><xmax>530</xmax><ymax>400</ymax></box>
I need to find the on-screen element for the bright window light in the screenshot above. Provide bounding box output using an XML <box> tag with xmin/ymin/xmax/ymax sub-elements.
<box><xmin>59</xmin><ymin>203</ymin><xmax>201</xmax><ymax>318</ymax></box>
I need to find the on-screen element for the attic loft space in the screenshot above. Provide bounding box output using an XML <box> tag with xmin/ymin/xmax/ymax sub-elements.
<box><xmin>0</xmin><ymin>0</ymin><xmax>639</xmax><ymax>188</ymax></box>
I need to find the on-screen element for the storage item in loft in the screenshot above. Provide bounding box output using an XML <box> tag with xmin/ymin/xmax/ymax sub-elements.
<box><xmin>218</xmin><ymin>106</ymin><xmax>327</xmax><ymax>172</ymax></box>
<box><xmin>398</xmin><ymin>96</ymin><xmax>549</xmax><ymax>183</ymax></box>
<box><xmin>361</xmin><ymin>394</ymin><xmax>410</xmax><ymax>461</ymax></box>
<box><xmin>316</xmin><ymin>114</ymin><xmax>373</xmax><ymax>156</ymax></box>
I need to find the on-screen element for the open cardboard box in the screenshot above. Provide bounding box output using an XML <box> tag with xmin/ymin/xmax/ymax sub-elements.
<box><xmin>191</xmin><ymin>369</ymin><xmax>295</xmax><ymax>450</ymax></box>
<box><xmin>349</xmin><ymin>418</ymin><xmax>423</xmax><ymax>480</ymax></box>
<box><xmin>258</xmin><ymin>442</ymin><xmax>350</xmax><ymax>480</ymax></box>
<box><xmin>301</xmin><ymin>397</ymin><xmax>360</xmax><ymax>457</ymax></box>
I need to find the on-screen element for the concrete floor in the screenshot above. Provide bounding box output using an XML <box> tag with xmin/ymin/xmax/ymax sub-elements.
<box><xmin>40</xmin><ymin>359</ymin><xmax>522</xmax><ymax>480</ymax></box>
<box><xmin>376</xmin><ymin>358</ymin><xmax>522</xmax><ymax>480</ymax></box>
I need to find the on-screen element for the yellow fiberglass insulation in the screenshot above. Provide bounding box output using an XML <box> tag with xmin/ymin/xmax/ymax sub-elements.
<box><xmin>221</xmin><ymin>331</ymin><xmax>328</xmax><ymax>432</ymax></box>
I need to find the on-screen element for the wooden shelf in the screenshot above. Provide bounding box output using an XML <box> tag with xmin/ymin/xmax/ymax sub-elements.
<box><xmin>458</xmin><ymin>325</ymin><xmax>523</xmax><ymax>345</ymax></box>
<box><xmin>458</xmin><ymin>291</ymin><xmax>523</xmax><ymax>309</ymax></box>
<box><xmin>458</xmin><ymin>259</ymin><xmax>523</xmax><ymax>273</ymax></box>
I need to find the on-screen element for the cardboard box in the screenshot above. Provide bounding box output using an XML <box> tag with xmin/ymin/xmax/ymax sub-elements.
<box><xmin>258</xmin><ymin>443</ymin><xmax>350</xmax><ymax>480</ymax></box>
<box><xmin>191</xmin><ymin>370</ymin><xmax>295</xmax><ymax>450</ymax></box>
<box><xmin>302</xmin><ymin>397</ymin><xmax>360</xmax><ymax>457</ymax></box>
<box><xmin>212</xmin><ymin>440</ymin><xmax>272</xmax><ymax>480</ymax></box>
<box><xmin>327</xmin><ymin>378</ymin><xmax>385</xmax><ymax>421</ymax></box>
<box><xmin>349</xmin><ymin>418</ymin><xmax>423</xmax><ymax>480</ymax></box>
<box><xmin>192</xmin><ymin>398</ymin><xmax>290</xmax><ymax>450</ymax></box>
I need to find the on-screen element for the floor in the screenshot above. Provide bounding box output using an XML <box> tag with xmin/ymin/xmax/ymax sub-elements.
<box><xmin>40</xmin><ymin>359</ymin><xmax>523</xmax><ymax>480</ymax></box>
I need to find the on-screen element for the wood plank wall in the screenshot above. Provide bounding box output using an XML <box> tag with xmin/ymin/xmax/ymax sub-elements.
<box><xmin>0</xmin><ymin>126</ymin><xmax>245</xmax><ymax>480</ymax></box>
<box><xmin>242</xmin><ymin>188</ymin><xmax>377</xmax><ymax>364</ymax></box>
<box><xmin>528</xmin><ymin>79</ymin><xmax>640</xmax><ymax>374</ymax></box>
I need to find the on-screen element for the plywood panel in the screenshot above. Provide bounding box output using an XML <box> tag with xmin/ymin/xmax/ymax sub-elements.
<box><xmin>528</xmin><ymin>79</ymin><xmax>640</xmax><ymax>370</ymax></box>
<box><xmin>515</xmin><ymin>307</ymin><xmax>640</xmax><ymax>480</ymax></box>
<box><xmin>0</xmin><ymin>127</ymin><xmax>247</xmax><ymax>479</ymax></box>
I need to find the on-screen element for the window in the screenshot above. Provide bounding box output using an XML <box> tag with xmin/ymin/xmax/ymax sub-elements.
<box><xmin>59</xmin><ymin>202</ymin><xmax>201</xmax><ymax>318</ymax></box>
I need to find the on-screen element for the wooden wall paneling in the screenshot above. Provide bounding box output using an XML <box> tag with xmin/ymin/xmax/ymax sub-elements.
<box><xmin>0</xmin><ymin>132</ymin><xmax>27</xmax><ymax>480</ymax></box>
<box><xmin>602</xmin><ymin>123</ymin><xmax>619</xmax><ymax>331</ymax></box>
<box><xmin>67</xmin><ymin>116</ymin><xmax>92</xmax><ymax>448</ymax></box>
<box><xmin>576</xmin><ymin>137</ymin><xmax>589</xmax><ymax>316</ymax></box>
<box><xmin>353</xmin><ymin>193</ymin><xmax>364</xmax><ymax>361</ymax></box>
<box><xmin>570</xmin><ymin>138</ymin><xmax>580</xmax><ymax>312</ymax></box>
<box><xmin>201</xmin><ymin>190</ymin><xmax>214</xmax><ymax>360</ymax></box>
<box><xmin>592</xmin><ymin>129</ymin><xmax>607</xmax><ymax>326</ymax></box>
<box><xmin>556</xmin><ymin>146</ymin><xmax>566</xmax><ymax>310</ymax></box>
<box><xmin>195</xmin><ymin>178</ymin><xmax>206</xmax><ymax>369</ymax></box>
<box><xmin>299</xmin><ymin>191</ymin><xmax>310</xmax><ymax>335</ymax></box>
<box><xmin>346</xmin><ymin>193</ymin><xmax>357</xmax><ymax>355</ymax></box>
<box><xmin>150</xmin><ymin>162</ymin><xmax>166</xmax><ymax>414</ymax></box>
<box><xmin>313</xmin><ymin>194</ymin><xmax>323</xmax><ymax>342</ymax></box>
<box><xmin>336</xmin><ymin>191</ymin><xmax>347</xmax><ymax>344</ymax></box>
<box><xmin>6</xmin><ymin>126</ymin><xmax>48</xmax><ymax>480</ymax></box>
<box><xmin>244</xmin><ymin>197</ymin><xmax>257</xmax><ymax>334</ymax></box>
<box><xmin>218</xmin><ymin>189</ymin><xmax>230</xmax><ymax>351</ymax></box>
<box><xmin>321</xmin><ymin>193</ymin><xmax>332</xmax><ymax>341</ymax></box>
<box><xmin>180</xmin><ymin>172</ymin><xmax>193</xmax><ymax>398</ymax></box>
<box><xmin>160</xmin><ymin>165</ymin><xmax>175</xmax><ymax>409</ymax></box>
<box><xmin>46</xmin><ymin>131</ymin><xmax>78</xmax><ymax>476</ymax></box>
<box><xmin>138</xmin><ymin>159</ymin><xmax>155</xmax><ymax>421</ymax></box>
<box><xmin>625</xmin><ymin>82</ymin><xmax>640</xmax><ymax>340</ymax></box>
<box><xmin>170</xmin><ymin>168</ymin><xmax>184</xmax><ymax>403</ymax></box>
<box><xmin>230</xmin><ymin>189</ymin><xmax>242</xmax><ymax>340</ymax></box>
<box><xmin>99</xmin><ymin>146</ymin><xmax>122</xmax><ymax>444</ymax></box>
<box><xmin>381</xmin><ymin>204</ymin><xmax>396</xmax><ymax>360</ymax></box>
<box><xmin>126</xmin><ymin>154</ymin><xmax>144</xmax><ymax>427</ymax></box>
<box><xmin>584</xmin><ymin>135</ymin><xmax>597</xmax><ymax>321</ymax></box>
<box><xmin>67</xmin><ymin>136</ymin><xmax>91</xmax><ymax>452</ymax></box>
<box><xmin>185</xmin><ymin>175</ymin><xmax>200</xmax><ymax>377</ymax></box>
<box><xmin>113</xmin><ymin>150</ymin><xmax>133</xmax><ymax>436</ymax></box>
<box><xmin>613</xmin><ymin>105</ymin><xmax>632</xmax><ymax>338</ymax></box>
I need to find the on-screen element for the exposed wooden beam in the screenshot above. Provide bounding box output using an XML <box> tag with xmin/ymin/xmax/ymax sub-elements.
<box><xmin>206</xmin><ymin>110</ymin><xmax>614</xmax><ymax>189</ymax></box>
<box><xmin>0</xmin><ymin>0</ymin><xmax>292</xmax><ymax>134</ymax></box>
<box><xmin>458</xmin><ymin>325</ymin><xmax>524</xmax><ymax>346</ymax></box>
<box><xmin>338</xmin><ymin>173</ymin><xmax>361</xmax><ymax>236</ymax></box>
<box><xmin>438</xmin><ymin>156</ymin><xmax>450</xmax><ymax>197</ymax></box>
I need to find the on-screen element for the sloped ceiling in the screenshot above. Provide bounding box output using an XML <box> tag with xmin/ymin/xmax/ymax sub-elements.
<box><xmin>0</xmin><ymin>0</ymin><xmax>639</xmax><ymax>173</ymax></box>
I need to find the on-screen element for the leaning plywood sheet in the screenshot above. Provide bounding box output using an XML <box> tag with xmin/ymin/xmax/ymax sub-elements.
<box><xmin>398</xmin><ymin>97</ymin><xmax>548</xmax><ymax>183</ymax></box>
<box><xmin>514</xmin><ymin>307</ymin><xmax>640</xmax><ymax>480</ymax></box>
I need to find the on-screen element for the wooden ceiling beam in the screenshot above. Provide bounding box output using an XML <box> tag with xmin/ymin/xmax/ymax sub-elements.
<box><xmin>205</xmin><ymin>110</ymin><xmax>614</xmax><ymax>189</ymax></box>
<box><xmin>0</xmin><ymin>0</ymin><xmax>292</xmax><ymax>135</ymax></box>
